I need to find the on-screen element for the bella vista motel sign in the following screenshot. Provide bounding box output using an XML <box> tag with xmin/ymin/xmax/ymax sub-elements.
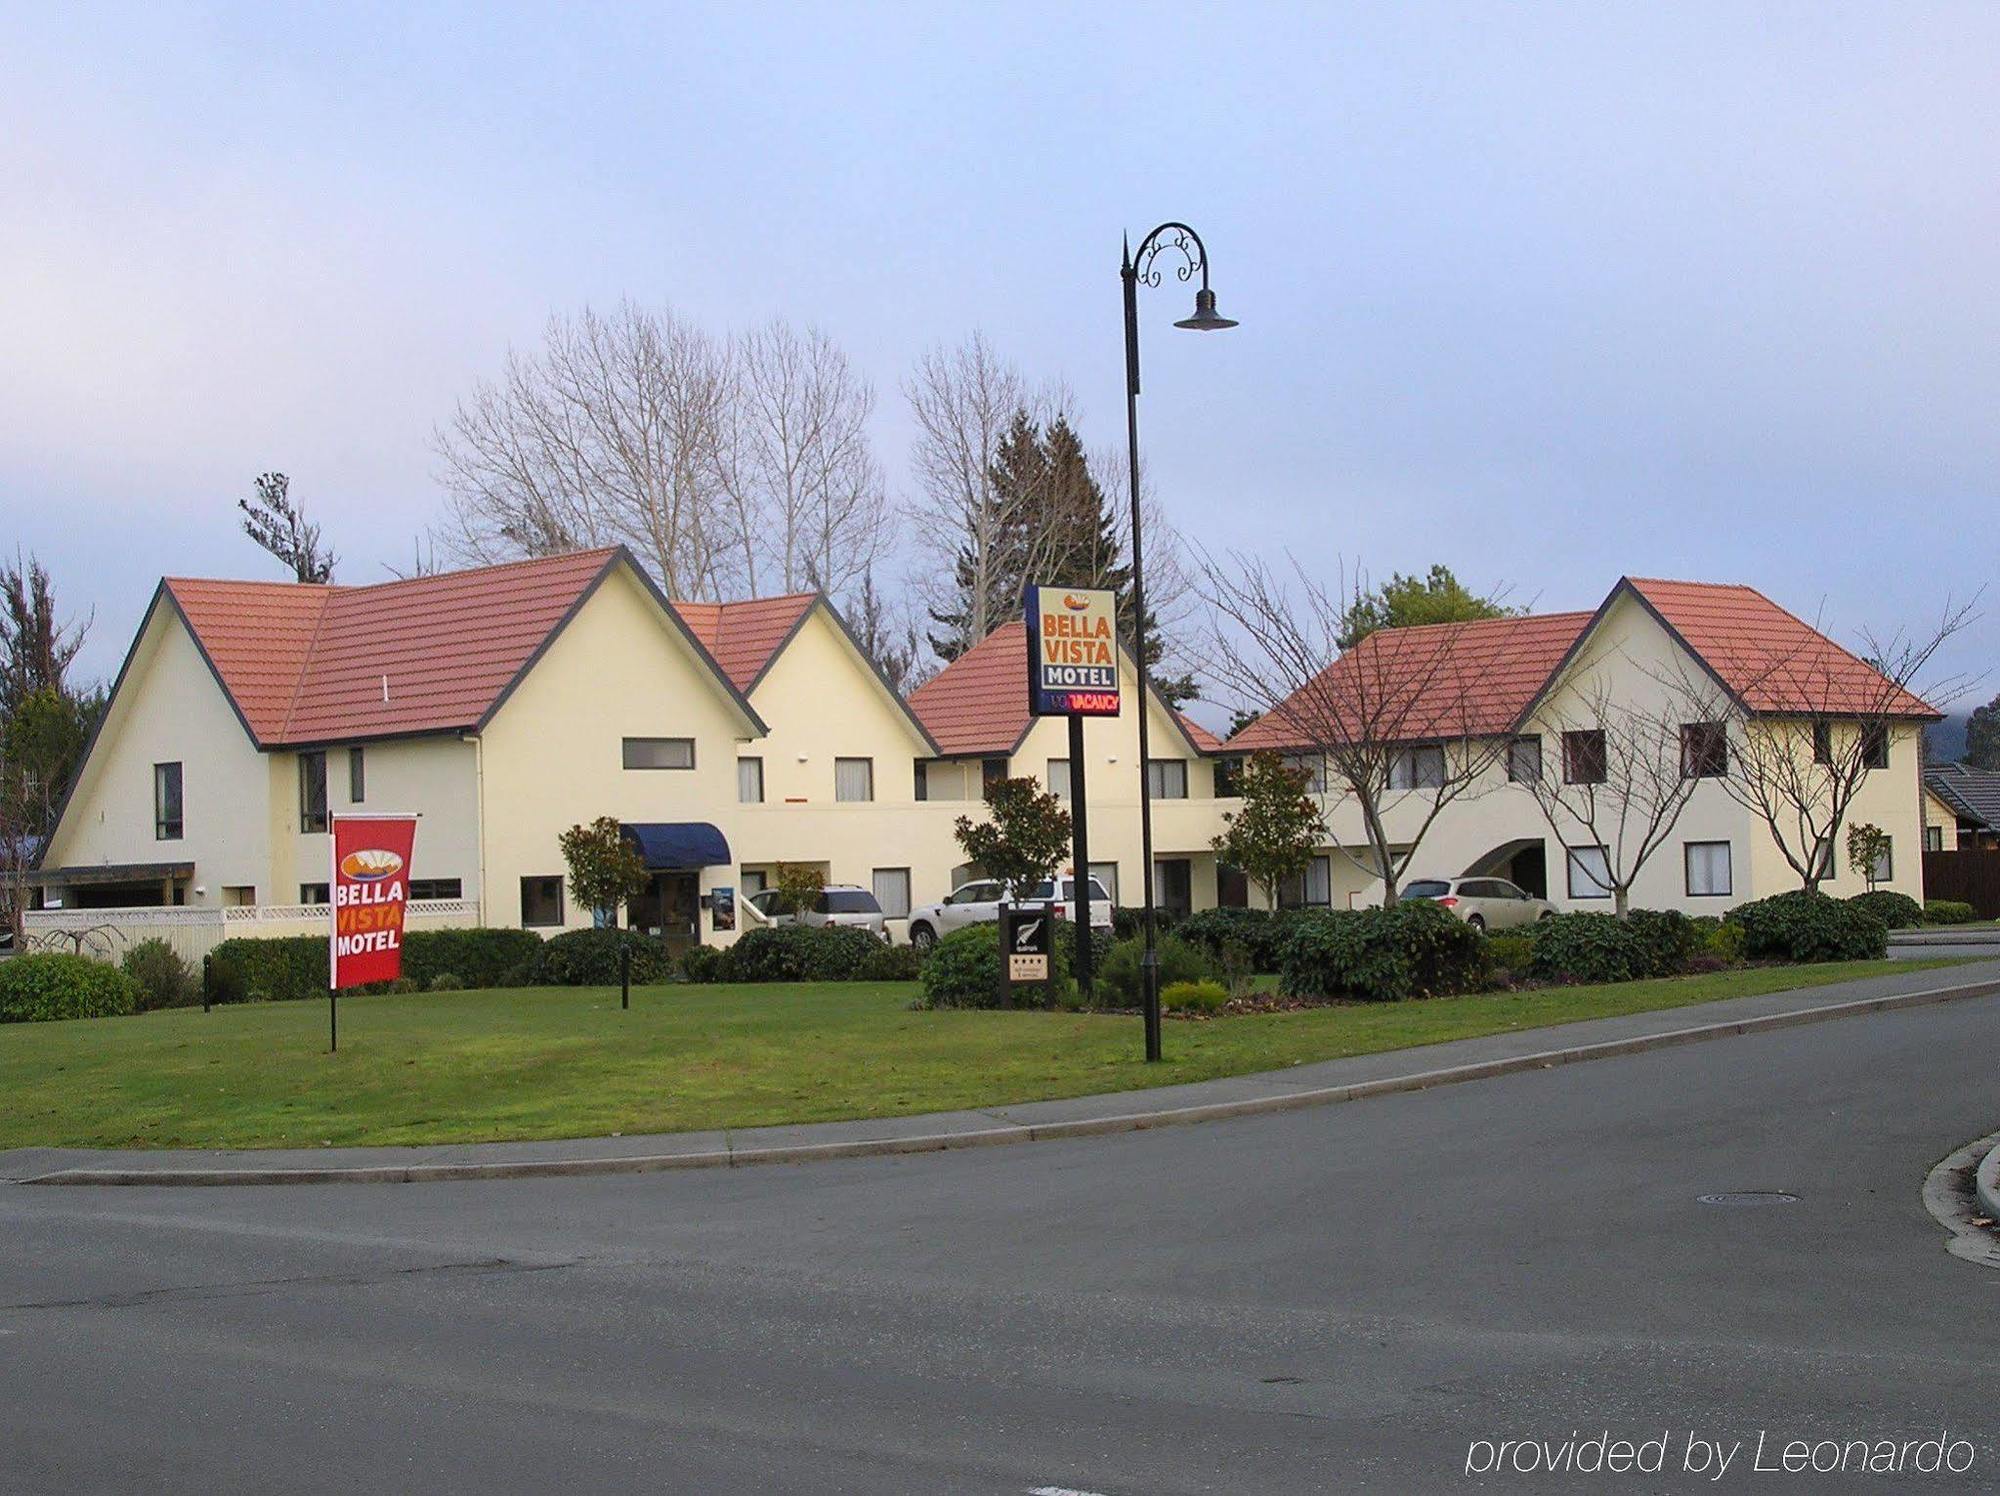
<box><xmin>326</xmin><ymin>812</ymin><xmax>419</xmax><ymax>1049</ymax></box>
<box><xmin>1024</xmin><ymin>585</ymin><xmax>1121</xmax><ymax>717</ymax></box>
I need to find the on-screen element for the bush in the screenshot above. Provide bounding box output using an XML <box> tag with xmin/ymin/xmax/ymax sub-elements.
<box><xmin>1177</xmin><ymin>908</ymin><xmax>1286</xmax><ymax>972</ymax></box>
<box><xmin>1096</xmin><ymin>935</ymin><xmax>1219</xmax><ymax>1009</ymax></box>
<box><xmin>715</xmin><ymin>924</ymin><xmax>894</xmax><ymax>983</ymax></box>
<box><xmin>1925</xmin><ymin>899</ymin><xmax>1980</xmax><ymax>926</ymax></box>
<box><xmin>426</xmin><ymin>972</ymin><xmax>465</xmax><ymax>992</ymax></box>
<box><xmin>1162</xmin><ymin>978</ymin><xmax>1229</xmax><ymax>1014</ymax></box>
<box><xmin>860</xmin><ymin>940</ymin><xmax>923</xmax><ymax>981</ymax></box>
<box><xmin>121</xmin><ymin>937</ymin><xmax>199</xmax><ymax>1011</ymax></box>
<box><xmin>1485</xmin><ymin>933</ymin><xmax>1534</xmax><ymax>978</ymax></box>
<box><xmin>0</xmin><ymin>953</ymin><xmax>139</xmax><ymax>1023</ymax></box>
<box><xmin>402</xmin><ymin>928</ymin><xmax>546</xmax><ymax>989</ymax></box>
<box><xmin>917</xmin><ymin>924</ymin><xmax>1082</xmax><ymax>1009</ymax></box>
<box><xmin>207</xmin><ymin>934</ymin><xmax>326</xmax><ymax>1004</ymax></box>
<box><xmin>1111</xmin><ymin>905</ymin><xmax>1186</xmax><ymax>941</ymax></box>
<box><xmin>523</xmin><ymin>928</ymin><xmax>677</xmax><ymax>987</ymax></box>
<box><xmin>679</xmin><ymin>944</ymin><xmax>723</xmax><ymax>983</ymax></box>
<box><xmin>1528</xmin><ymin>911</ymin><xmax>1698</xmax><ymax>985</ymax></box>
<box><xmin>1727</xmin><ymin>890</ymin><xmax>1887</xmax><ymax>963</ymax></box>
<box><xmin>1278</xmin><ymin>900</ymin><xmax>1487</xmax><ymax>1002</ymax></box>
<box><xmin>1846</xmin><ymin>890</ymin><xmax>1923</xmax><ymax>931</ymax></box>
<box><xmin>1625</xmin><ymin>909</ymin><xmax>1703</xmax><ymax>977</ymax></box>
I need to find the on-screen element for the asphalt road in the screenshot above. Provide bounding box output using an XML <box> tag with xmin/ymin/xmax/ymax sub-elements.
<box><xmin>4</xmin><ymin>995</ymin><xmax>1999</xmax><ymax>1495</ymax></box>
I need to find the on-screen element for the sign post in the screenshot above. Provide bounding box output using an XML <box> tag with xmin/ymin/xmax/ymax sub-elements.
<box><xmin>1024</xmin><ymin>585</ymin><xmax>1120</xmax><ymax>1006</ymax></box>
<box><xmin>328</xmin><ymin>812</ymin><xmax>418</xmax><ymax>1053</ymax></box>
<box><xmin>1001</xmin><ymin>902</ymin><xmax>1053</xmax><ymax>1008</ymax></box>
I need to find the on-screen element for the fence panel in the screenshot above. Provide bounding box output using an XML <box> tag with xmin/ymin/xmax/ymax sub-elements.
<box><xmin>25</xmin><ymin>899</ymin><xmax>485</xmax><ymax>965</ymax></box>
<box><xmin>1923</xmin><ymin>850</ymin><xmax>2000</xmax><ymax>918</ymax></box>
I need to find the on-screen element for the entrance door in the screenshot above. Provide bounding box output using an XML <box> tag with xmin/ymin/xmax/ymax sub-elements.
<box><xmin>1154</xmin><ymin>858</ymin><xmax>1193</xmax><ymax>917</ymax></box>
<box><xmin>635</xmin><ymin>872</ymin><xmax>701</xmax><ymax>952</ymax></box>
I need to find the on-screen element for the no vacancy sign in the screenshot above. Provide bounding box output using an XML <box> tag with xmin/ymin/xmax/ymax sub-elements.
<box><xmin>1024</xmin><ymin>585</ymin><xmax>1120</xmax><ymax>717</ymax></box>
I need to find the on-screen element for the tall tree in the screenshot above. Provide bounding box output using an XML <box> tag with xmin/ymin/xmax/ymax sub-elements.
<box><xmin>0</xmin><ymin>555</ymin><xmax>91</xmax><ymax>719</ymax></box>
<box><xmin>844</xmin><ymin>565</ymin><xmax>928</xmax><ymax>694</ymax></box>
<box><xmin>0</xmin><ymin>685</ymin><xmax>102</xmax><ymax>938</ymax></box>
<box><xmin>239</xmin><ymin>472</ymin><xmax>337</xmax><ymax>583</ymax></box>
<box><xmin>1339</xmin><ymin>564</ymin><xmax>1517</xmax><ymax>647</ymax></box>
<box><xmin>1965</xmin><ymin>692</ymin><xmax>2000</xmax><ymax>771</ymax></box>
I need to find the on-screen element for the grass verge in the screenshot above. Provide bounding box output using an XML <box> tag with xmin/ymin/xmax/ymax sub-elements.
<box><xmin>0</xmin><ymin>960</ymin><xmax>1961</xmax><ymax>1150</ymax></box>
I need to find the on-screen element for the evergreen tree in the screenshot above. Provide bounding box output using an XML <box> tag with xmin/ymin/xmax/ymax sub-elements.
<box><xmin>1338</xmin><ymin>564</ymin><xmax>1516</xmax><ymax>648</ymax></box>
<box><xmin>926</xmin><ymin>409</ymin><xmax>1043</xmax><ymax>662</ymax></box>
<box><xmin>1965</xmin><ymin>693</ymin><xmax>2000</xmax><ymax>771</ymax></box>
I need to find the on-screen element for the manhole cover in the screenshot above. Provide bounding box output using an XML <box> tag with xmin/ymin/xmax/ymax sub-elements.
<box><xmin>1698</xmin><ymin>1191</ymin><xmax>1800</xmax><ymax>1206</ymax></box>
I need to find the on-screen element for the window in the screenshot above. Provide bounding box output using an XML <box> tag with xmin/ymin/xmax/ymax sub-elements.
<box><xmin>520</xmin><ymin>875</ymin><xmax>564</xmax><ymax>928</ymax></box>
<box><xmin>741</xmin><ymin>868</ymin><xmax>768</xmax><ymax>895</ymax></box>
<box><xmin>1213</xmin><ymin>756</ymin><xmax>1243</xmax><ymax>797</ymax></box>
<box><xmin>222</xmin><ymin>886</ymin><xmax>256</xmax><ymax>907</ymax></box>
<box><xmin>1216</xmin><ymin>862</ymin><xmax>1249</xmax><ymax>907</ymax></box>
<box><xmin>1811</xmin><ymin>719</ymin><xmax>1834</xmax><ymax>765</ymax></box>
<box><xmin>1279</xmin><ymin>855</ymin><xmax>1332</xmax><ymax>909</ymax></box>
<box><xmin>405</xmin><ymin>879</ymin><xmax>461</xmax><ymax>901</ymax></box>
<box><xmin>835</xmin><ymin>757</ymin><xmax>874</xmax><ymax>802</ymax></box>
<box><xmin>1566</xmin><ymin>845</ymin><xmax>1612</xmax><ymax>900</ymax></box>
<box><xmin>1926</xmin><ymin>825</ymin><xmax>1944</xmax><ymax>853</ymax></box>
<box><xmin>623</xmin><ymin>737</ymin><xmax>695</xmax><ymax>770</ymax></box>
<box><xmin>153</xmin><ymin>761</ymin><xmax>183</xmax><ymax>840</ymax></box>
<box><xmin>1146</xmin><ymin>759</ymin><xmax>1189</xmax><ymax>799</ymax></box>
<box><xmin>1154</xmin><ymin>857</ymin><xmax>1193</xmax><ymax>915</ymax></box>
<box><xmin>981</xmin><ymin>757</ymin><xmax>1007</xmax><ymax>795</ymax></box>
<box><xmin>299</xmin><ymin>751</ymin><xmax>328</xmax><ymax>833</ymax></box>
<box><xmin>914</xmin><ymin>760</ymin><xmax>929</xmax><ymax>801</ymax></box>
<box><xmin>1861</xmin><ymin>723</ymin><xmax>1889</xmax><ymax>771</ymax></box>
<box><xmin>348</xmin><ymin>746</ymin><xmax>365</xmax><ymax>803</ymax></box>
<box><xmin>299</xmin><ymin>883</ymin><xmax>330</xmax><ymax>905</ymax></box>
<box><xmin>1507</xmin><ymin>736</ymin><xmax>1542</xmax><ymax>785</ymax></box>
<box><xmin>1868</xmin><ymin>836</ymin><xmax>1893</xmax><ymax>885</ymax></box>
<box><xmin>1811</xmin><ymin>838</ymin><xmax>1835</xmax><ymax>881</ymax></box>
<box><xmin>1684</xmin><ymin>841</ymin><xmax>1733</xmax><ymax>898</ymax></box>
<box><xmin>737</xmin><ymin>757</ymin><xmax>764</xmax><ymax>804</ymax></box>
<box><xmin>1088</xmin><ymin>862</ymin><xmax>1120</xmax><ymax>906</ymax></box>
<box><xmin>1046</xmin><ymin>758</ymin><xmax>1072</xmax><ymax>799</ymax></box>
<box><xmin>1562</xmin><ymin>730</ymin><xmax>1607</xmax><ymax>786</ymax></box>
<box><xmin>1284</xmin><ymin>752</ymin><xmax>1328</xmax><ymax>794</ymax></box>
<box><xmin>872</xmin><ymin>867</ymin><xmax>912</xmax><ymax>919</ymax></box>
<box><xmin>1388</xmin><ymin>744</ymin><xmax>1445</xmax><ymax>790</ymax></box>
<box><xmin>1680</xmin><ymin>722</ymin><xmax>1727</xmax><ymax>779</ymax></box>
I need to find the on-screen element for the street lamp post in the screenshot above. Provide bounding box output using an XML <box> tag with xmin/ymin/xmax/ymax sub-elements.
<box><xmin>1122</xmin><ymin>222</ymin><xmax>1236</xmax><ymax>1063</ymax></box>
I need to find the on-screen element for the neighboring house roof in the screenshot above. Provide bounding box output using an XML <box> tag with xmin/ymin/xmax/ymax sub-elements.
<box><xmin>908</xmin><ymin>620</ymin><xmax>1210</xmax><ymax>759</ymax></box>
<box><xmin>1926</xmin><ymin>763</ymin><xmax>2000</xmax><ymax>830</ymax></box>
<box><xmin>1177</xmin><ymin>713</ymin><xmax>1226</xmax><ymax>754</ymax></box>
<box><xmin>156</xmin><ymin>547</ymin><xmax>764</xmax><ymax>749</ymax></box>
<box><xmin>1227</xmin><ymin>576</ymin><xmax>1940</xmax><ymax>754</ymax></box>
<box><xmin>672</xmin><ymin>593</ymin><xmax>818</xmax><ymax>693</ymax></box>
<box><xmin>1227</xmin><ymin>610</ymin><xmax>1594</xmax><ymax>752</ymax></box>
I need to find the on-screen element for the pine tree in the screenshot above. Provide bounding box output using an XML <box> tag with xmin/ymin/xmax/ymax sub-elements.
<box><xmin>926</xmin><ymin>409</ymin><xmax>1043</xmax><ymax>662</ymax></box>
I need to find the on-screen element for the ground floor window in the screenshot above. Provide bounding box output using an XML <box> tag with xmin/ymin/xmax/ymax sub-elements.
<box><xmin>1867</xmin><ymin>837</ymin><xmax>1893</xmax><ymax>885</ymax></box>
<box><xmin>1088</xmin><ymin>862</ymin><xmax>1120</xmax><ymax>906</ymax></box>
<box><xmin>1153</xmin><ymin>857</ymin><xmax>1193</xmax><ymax>915</ymax></box>
<box><xmin>1216</xmin><ymin>862</ymin><xmax>1249</xmax><ymax>908</ymax></box>
<box><xmin>520</xmin><ymin>875</ymin><xmax>564</xmax><ymax>928</ymax></box>
<box><xmin>872</xmin><ymin>867</ymin><xmax>912</xmax><ymax>919</ymax></box>
<box><xmin>300</xmin><ymin>883</ymin><xmax>330</xmax><ymax>905</ymax></box>
<box><xmin>222</xmin><ymin>885</ymin><xmax>256</xmax><ymax>907</ymax></box>
<box><xmin>741</xmin><ymin>868</ymin><xmax>768</xmax><ymax>895</ymax></box>
<box><xmin>408</xmin><ymin>879</ymin><xmax>463</xmax><ymax>901</ymax></box>
<box><xmin>1925</xmin><ymin>825</ymin><xmax>1944</xmax><ymax>852</ymax></box>
<box><xmin>1684</xmin><ymin>841</ymin><xmax>1732</xmax><ymax>898</ymax></box>
<box><xmin>1278</xmin><ymin>855</ymin><xmax>1332</xmax><ymax>909</ymax></box>
<box><xmin>1565</xmin><ymin>846</ymin><xmax>1612</xmax><ymax>900</ymax></box>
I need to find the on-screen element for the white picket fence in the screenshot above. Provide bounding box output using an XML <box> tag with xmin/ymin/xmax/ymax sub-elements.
<box><xmin>24</xmin><ymin>899</ymin><xmax>484</xmax><ymax>965</ymax></box>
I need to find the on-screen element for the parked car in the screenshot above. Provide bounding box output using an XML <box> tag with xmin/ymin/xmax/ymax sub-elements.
<box><xmin>905</xmin><ymin>874</ymin><xmax>1113</xmax><ymax>951</ymax></box>
<box><xmin>1401</xmin><ymin>876</ymin><xmax>1556</xmax><ymax>932</ymax></box>
<box><xmin>744</xmin><ymin>885</ymin><xmax>889</xmax><ymax>940</ymax></box>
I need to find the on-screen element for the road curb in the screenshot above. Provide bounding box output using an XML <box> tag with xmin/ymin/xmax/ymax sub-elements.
<box><xmin>20</xmin><ymin>973</ymin><xmax>2000</xmax><ymax>1188</ymax></box>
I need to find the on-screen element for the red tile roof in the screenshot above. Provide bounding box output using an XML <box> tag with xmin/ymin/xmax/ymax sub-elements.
<box><xmin>909</xmin><ymin>620</ymin><xmax>1214</xmax><ymax>757</ymax></box>
<box><xmin>1626</xmin><ymin>578</ymin><xmax>1938</xmax><ymax>718</ymax></box>
<box><xmin>1228</xmin><ymin>610</ymin><xmax>1594</xmax><ymax>752</ymax></box>
<box><xmin>672</xmin><ymin>594</ymin><xmax>817</xmax><ymax>693</ymax></box>
<box><xmin>163</xmin><ymin>547</ymin><xmax>768</xmax><ymax>748</ymax></box>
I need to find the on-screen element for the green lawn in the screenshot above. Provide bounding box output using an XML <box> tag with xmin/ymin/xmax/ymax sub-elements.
<box><xmin>0</xmin><ymin>960</ymin><xmax>1952</xmax><ymax>1151</ymax></box>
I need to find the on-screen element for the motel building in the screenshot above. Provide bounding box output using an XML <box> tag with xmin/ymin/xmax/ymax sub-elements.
<box><xmin>30</xmin><ymin>549</ymin><xmax>1932</xmax><ymax>960</ymax></box>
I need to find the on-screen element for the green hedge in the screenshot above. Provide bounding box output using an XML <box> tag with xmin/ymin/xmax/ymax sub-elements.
<box><xmin>209</xmin><ymin>927</ymin><xmax>599</xmax><ymax>1001</ymax></box>
<box><xmin>1485</xmin><ymin>932</ymin><xmax>1534</xmax><ymax>979</ymax></box>
<box><xmin>207</xmin><ymin>934</ymin><xmax>327</xmax><ymax>1004</ymax></box>
<box><xmin>1924</xmin><ymin>899</ymin><xmax>1980</xmax><ymax>926</ymax></box>
<box><xmin>1278</xmin><ymin>900</ymin><xmax>1487</xmax><ymax>1002</ymax></box>
<box><xmin>714</xmin><ymin>925</ymin><xmax>911</xmax><ymax>983</ymax></box>
<box><xmin>1161</xmin><ymin>978</ymin><xmax>1229</xmax><ymax>1013</ymax></box>
<box><xmin>1175</xmin><ymin>908</ymin><xmax>1296</xmax><ymax>973</ymax></box>
<box><xmin>517</xmin><ymin>928</ymin><xmax>676</xmax><ymax>986</ymax></box>
<box><xmin>917</xmin><ymin>924</ymin><xmax>1085</xmax><ymax>1010</ymax></box>
<box><xmin>1096</xmin><ymin>934</ymin><xmax>1219</xmax><ymax>1009</ymax></box>
<box><xmin>1846</xmin><ymin>890</ymin><xmax>1923</xmax><ymax>931</ymax></box>
<box><xmin>121</xmin><ymin>937</ymin><xmax>200</xmax><ymax>1011</ymax></box>
<box><xmin>1727</xmin><ymin>891</ymin><xmax>1887</xmax><ymax>962</ymax></box>
<box><xmin>0</xmin><ymin>953</ymin><xmax>140</xmax><ymax>1023</ymax></box>
<box><xmin>400</xmin><ymin>928</ymin><xmax>545</xmax><ymax>988</ymax></box>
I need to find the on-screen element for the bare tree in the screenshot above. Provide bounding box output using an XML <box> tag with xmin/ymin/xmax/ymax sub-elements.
<box><xmin>1523</xmin><ymin>667</ymin><xmax>1726</xmax><ymax>917</ymax></box>
<box><xmin>843</xmin><ymin>565</ymin><xmax>929</xmax><ymax>694</ymax></box>
<box><xmin>433</xmin><ymin>301</ymin><xmax>740</xmax><ymax>599</ymax></box>
<box><xmin>719</xmin><ymin>319</ymin><xmax>888</xmax><ymax>599</ymax></box>
<box><xmin>1198</xmin><ymin>555</ymin><xmax>1512</xmax><ymax>907</ymax></box>
<box><xmin>0</xmin><ymin>554</ymin><xmax>91</xmax><ymax>719</ymax></box>
<box><xmin>239</xmin><ymin>473</ymin><xmax>336</xmax><ymax>583</ymax></box>
<box><xmin>903</xmin><ymin>333</ymin><xmax>1036</xmax><ymax>660</ymax></box>
<box><xmin>1658</xmin><ymin>600</ymin><xmax>1975</xmax><ymax>892</ymax></box>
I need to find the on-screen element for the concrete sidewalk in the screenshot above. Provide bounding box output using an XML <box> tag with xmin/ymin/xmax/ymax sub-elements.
<box><xmin>10</xmin><ymin>959</ymin><xmax>2000</xmax><ymax>1187</ymax></box>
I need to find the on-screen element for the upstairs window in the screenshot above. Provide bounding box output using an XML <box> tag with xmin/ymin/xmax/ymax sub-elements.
<box><xmin>981</xmin><ymin>757</ymin><xmax>1008</xmax><ymax>795</ymax></box>
<box><xmin>1046</xmin><ymin>759</ymin><xmax>1072</xmax><ymax>800</ymax></box>
<box><xmin>1213</xmin><ymin>756</ymin><xmax>1243</xmax><ymax>797</ymax></box>
<box><xmin>1811</xmin><ymin>719</ymin><xmax>1834</xmax><ymax>765</ymax></box>
<box><xmin>299</xmin><ymin>751</ymin><xmax>328</xmax><ymax>833</ymax></box>
<box><xmin>623</xmin><ymin>737</ymin><xmax>694</xmax><ymax>770</ymax></box>
<box><xmin>1562</xmin><ymin>730</ymin><xmax>1608</xmax><ymax>786</ymax></box>
<box><xmin>1506</xmin><ymin>736</ymin><xmax>1542</xmax><ymax>785</ymax></box>
<box><xmin>349</xmin><ymin>746</ymin><xmax>366</xmax><ymax>803</ymax></box>
<box><xmin>1388</xmin><ymin>744</ymin><xmax>1445</xmax><ymax>790</ymax></box>
<box><xmin>914</xmin><ymin>760</ymin><xmax>929</xmax><ymax>802</ymax></box>
<box><xmin>835</xmin><ymin>757</ymin><xmax>874</xmax><ymax>802</ymax></box>
<box><xmin>737</xmin><ymin>757</ymin><xmax>764</xmax><ymax>804</ymax></box>
<box><xmin>1680</xmin><ymin>722</ymin><xmax>1727</xmax><ymax>779</ymax></box>
<box><xmin>1146</xmin><ymin>759</ymin><xmax>1189</xmax><ymax>799</ymax></box>
<box><xmin>153</xmin><ymin>762</ymin><xmax>183</xmax><ymax>841</ymax></box>
<box><xmin>1861</xmin><ymin>723</ymin><xmax>1890</xmax><ymax>771</ymax></box>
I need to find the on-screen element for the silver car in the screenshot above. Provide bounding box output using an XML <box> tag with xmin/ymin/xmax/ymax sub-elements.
<box><xmin>1402</xmin><ymin>876</ymin><xmax>1556</xmax><ymax>932</ymax></box>
<box><xmin>746</xmin><ymin>885</ymin><xmax>889</xmax><ymax>939</ymax></box>
<box><xmin>905</xmin><ymin>874</ymin><xmax>1113</xmax><ymax>952</ymax></box>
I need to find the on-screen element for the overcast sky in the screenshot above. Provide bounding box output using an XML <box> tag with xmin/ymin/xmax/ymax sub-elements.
<box><xmin>5</xmin><ymin>2</ymin><xmax>1995</xmax><ymax>709</ymax></box>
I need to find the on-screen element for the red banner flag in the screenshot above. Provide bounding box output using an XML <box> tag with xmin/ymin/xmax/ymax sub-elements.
<box><xmin>329</xmin><ymin>814</ymin><xmax>418</xmax><ymax>991</ymax></box>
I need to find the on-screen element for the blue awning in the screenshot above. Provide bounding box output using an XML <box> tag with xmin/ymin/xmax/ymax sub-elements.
<box><xmin>621</xmin><ymin>821</ymin><xmax>731</xmax><ymax>870</ymax></box>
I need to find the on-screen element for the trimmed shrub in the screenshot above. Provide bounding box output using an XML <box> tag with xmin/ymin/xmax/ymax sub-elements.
<box><xmin>859</xmin><ymin>940</ymin><xmax>923</xmax><ymax>981</ymax></box>
<box><xmin>1177</xmin><ymin>908</ymin><xmax>1285</xmax><ymax>972</ymax></box>
<box><xmin>1162</xmin><ymin>978</ymin><xmax>1229</xmax><ymax>1013</ymax></box>
<box><xmin>121</xmin><ymin>937</ymin><xmax>199</xmax><ymax>1011</ymax></box>
<box><xmin>1846</xmin><ymin>890</ymin><xmax>1923</xmax><ymax>931</ymax></box>
<box><xmin>679</xmin><ymin>944</ymin><xmax>723</xmax><ymax>983</ymax></box>
<box><xmin>426</xmin><ymin>972</ymin><xmax>465</xmax><ymax>992</ymax></box>
<box><xmin>1727</xmin><ymin>890</ymin><xmax>1887</xmax><ymax>963</ymax></box>
<box><xmin>1096</xmin><ymin>935</ymin><xmax>1219</xmax><ymax>1009</ymax></box>
<box><xmin>715</xmin><ymin>924</ymin><xmax>893</xmax><ymax>983</ymax></box>
<box><xmin>525</xmin><ymin>928</ymin><xmax>677</xmax><ymax>986</ymax></box>
<box><xmin>402</xmin><ymin>928</ymin><xmax>545</xmax><ymax>989</ymax></box>
<box><xmin>1278</xmin><ymin>900</ymin><xmax>1487</xmax><ymax>1002</ymax></box>
<box><xmin>1625</xmin><ymin>909</ymin><xmax>1703</xmax><ymax>977</ymax></box>
<box><xmin>0</xmin><ymin>953</ymin><xmax>139</xmax><ymax>1023</ymax></box>
<box><xmin>208</xmin><ymin>934</ymin><xmax>325</xmax><ymax>1004</ymax></box>
<box><xmin>1925</xmin><ymin>899</ymin><xmax>1979</xmax><ymax>926</ymax></box>
<box><xmin>1529</xmin><ymin>911</ymin><xmax>1698</xmax><ymax>985</ymax></box>
<box><xmin>1484</xmin><ymin>933</ymin><xmax>1534</xmax><ymax>979</ymax></box>
<box><xmin>1111</xmin><ymin>905</ymin><xmax>1186</xmax><ymax>941</ymax></box>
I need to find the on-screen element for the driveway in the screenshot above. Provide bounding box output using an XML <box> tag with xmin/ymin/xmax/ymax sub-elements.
<box><xmin>2</xmin><ymin>994</ymin><xmax>1997</xmax><ymax>1493</ymax></box>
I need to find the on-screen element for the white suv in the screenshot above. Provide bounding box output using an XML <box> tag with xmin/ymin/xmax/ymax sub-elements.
<box><xmin>745</xmin><ymin>885</ymin><xmax>889</xmax><ymax>939</ymax></box>
<box><xmin>906</xmin><ymin>875</ymin><xmax>1113</xmax><ymax>951</ymax></box>
<box><xmin>1402</xmin><ymin>876</ymin><xmax>1556</xmax><ymax>932</ymax></box>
